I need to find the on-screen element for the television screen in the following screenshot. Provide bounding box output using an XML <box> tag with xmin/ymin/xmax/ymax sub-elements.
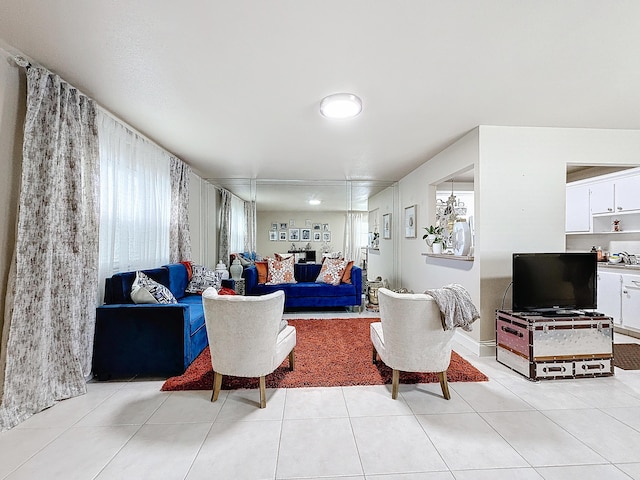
<box><xmin>512</xmin><ymin>252</ymin><xmax>597</xmax><ymax>313</ymax></box>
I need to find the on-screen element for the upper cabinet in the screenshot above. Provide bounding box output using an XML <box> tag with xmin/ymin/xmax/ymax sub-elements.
<box><xmin>566</xmin><ymin>184</ymin><xmax>591</xmax><ymax>232</ymax></box>
<box><xmin>615</xmin><ymin>174</ymin><xmax>640</xmax><ymax>212</ymax></box>
<box><xmin>566</xmin><ymin>167</ymin><xmax>640</xmax><ymax>234</ymax></box>
<box><xmin>589</xmin><ymin>181</ymin><xmax>615</xmax><ymax>215</ymax></box>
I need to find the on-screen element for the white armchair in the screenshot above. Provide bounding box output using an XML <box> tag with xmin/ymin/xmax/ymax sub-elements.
<box><xmin>202</xmin><ymin>289</ymin><xmax>296</xmax><ymax>408</ymax></box>
<box><xmin>370</xmin><ymin>288</ymin><xmax>455</xmax><ymax>400</ymax></box>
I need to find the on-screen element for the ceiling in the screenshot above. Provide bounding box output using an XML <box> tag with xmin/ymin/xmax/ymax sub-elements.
<box><xmin>1</xmin><ymin>1</ymin><xmax>640</xmax><ymax>196</ymax></box>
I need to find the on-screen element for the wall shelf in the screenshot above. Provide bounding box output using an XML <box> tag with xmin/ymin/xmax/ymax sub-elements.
<box><xmin>422</xmin><ymin>253</ymin><xmax>474</xmax><ymax>261</ymax></box>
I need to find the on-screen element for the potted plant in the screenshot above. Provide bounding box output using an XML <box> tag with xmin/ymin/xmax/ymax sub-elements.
<box><xmin>423</xmin><ymin>225</ymin><xmax>444</xmax><ymax>253</ymax></box>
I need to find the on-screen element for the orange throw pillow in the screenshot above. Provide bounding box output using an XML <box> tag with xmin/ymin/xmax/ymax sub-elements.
<box><xmin>341</xmin><ymin>260</ymin><xmax>354</xmax><ymax>284</ymax></box>
<box><xmin>255</xmin><ymin>261</ymin><xmax>268</xmax><ymax>284</ymax></box>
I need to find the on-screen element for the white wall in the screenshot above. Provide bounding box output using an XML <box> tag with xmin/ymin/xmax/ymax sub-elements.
<box><xmin>256</xmin><ymin>211</ymin><xmax>346</xmax><ymax>260</ymax></box>
<box><xmin>367</xmin><ymin>185</ymin><xmax>397</xmax><ymax>287</ymax></box>
<box><xmin>0</xmin><ymin>50</ymin><xmax>24</xmax><ymax>389</ymax></box>
<box><xmin>397</xmin><ymin>126</ymin><xmax>640</xmax><ymax>355</ymax></box>
<box><xmin>398</xmin><ymin>129</ymin><xmax>481</xmax><ymax>346</ymax></box>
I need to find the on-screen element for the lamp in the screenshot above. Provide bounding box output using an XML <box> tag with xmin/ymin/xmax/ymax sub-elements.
<box><xmin>320</xmin><ymin>93</ymin><xmax>362</xmax><ymax>119</ymax></box>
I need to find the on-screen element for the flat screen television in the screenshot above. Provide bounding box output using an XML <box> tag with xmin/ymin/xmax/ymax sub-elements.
<box><xmin>512</xmin><ymin>252</ymin><xmax>597</xmax><ymax>314</ymax></box>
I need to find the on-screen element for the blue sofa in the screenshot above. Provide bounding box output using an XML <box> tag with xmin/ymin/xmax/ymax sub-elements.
<box><xmin>93</xmin><ymin>263</ymin><xmax>227</xmax><ymax>380</ymax></box>
<box><xmin>243</xmin><ymin>263</ymin><xmax>362</xmax><ymax>309</ymax></box>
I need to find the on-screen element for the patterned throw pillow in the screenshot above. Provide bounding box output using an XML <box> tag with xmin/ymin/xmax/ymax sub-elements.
<box><xmin>186</xmin><ymin>263</ymin><xmax>223</xmax><ymax>294</ymax></box>
<box><xmin>266</xmin><ymin>256</ymin><xmax>297</xmax><ymax>285</ymax></box>
<box><xmin>130</xmin><ymin>271</ymin><xmax>177</xmax><ymax>304</ymax></box>
<box><xmin>315</xmin><ymin>258</ymin><xmax>348</xmax><ymax>286</ymax></box>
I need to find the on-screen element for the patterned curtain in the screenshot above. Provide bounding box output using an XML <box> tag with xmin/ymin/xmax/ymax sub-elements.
<box><xmin>169</xmin><ymin>156</ymin><xmax>192</xmax><ymax>263</ymax></box>
<box><xmin>218</xmin><ymin>188</ymin><xmax>232</xmax><ymax>267</ymax></box>
<box><xmin>0</xmin><ymin>65</ymin><xmax>99</xmax><ymax>431</ymax></box>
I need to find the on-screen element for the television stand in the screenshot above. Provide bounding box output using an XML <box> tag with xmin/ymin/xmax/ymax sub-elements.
<box><xmin>540</xmin><ymin>309</ymin><xmax>581</xmax><ymax>317</ymax></box>
<box><xmin>496</xmin><ymin>310</ymin><xmax>614</xmax><ymax>381</ymax></box>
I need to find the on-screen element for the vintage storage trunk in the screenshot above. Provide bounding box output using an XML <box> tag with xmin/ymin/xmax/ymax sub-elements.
<box><xmin>496</xmin><ymin>310</ymin><xmax>614</xmax><ymax>381</ymax></box>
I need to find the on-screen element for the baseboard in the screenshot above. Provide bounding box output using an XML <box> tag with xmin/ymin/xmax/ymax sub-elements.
<box><xmin>454</xmin><ymin>330</ymin><xmax>496</xmax><ymax>357</ymax></box>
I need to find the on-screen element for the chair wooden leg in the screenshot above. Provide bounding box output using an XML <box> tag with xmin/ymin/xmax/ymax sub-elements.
<box><xmin>212</xmin><ymin>371</ymin><xmax>223</xmax><ymax>402</ymax></box>
<box><xmin>259</xmin><ymin>376</ymin><xmax>267</xmax><ymax>408</ymax></box>
<box><xmin>372</xmin><ymin>345</ymin><xmax>377</xmax><ymax>364</ymax></box>
<box><xmin>289</xmin><ymin>348</ymin><xmax>295</xmax><ymax>371</ymax></box>
<box><xmin>438</xmin><ymin>371</ymin><xmax>451</xmax><ymax>400</ymax></box>
<box><xmin>391</xmin><ymin>369</ymin><xmax>399</xmax><ymax>399</ymax></box>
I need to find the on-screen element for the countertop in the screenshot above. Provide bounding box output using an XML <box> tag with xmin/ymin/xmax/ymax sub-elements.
<box><xmin>598</xmin><ymin>263</ymin><xmax>640</xmax><ymax>271</ymax></box>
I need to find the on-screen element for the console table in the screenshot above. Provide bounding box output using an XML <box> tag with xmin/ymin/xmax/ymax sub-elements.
<box><xmin>496</xmin><ymin>310</ymin><xmax>614</xmax><ymax>381</ymax></box>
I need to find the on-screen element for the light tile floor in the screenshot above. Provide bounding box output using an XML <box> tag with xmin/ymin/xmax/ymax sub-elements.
<box><xmin>2</xmin><ymin>311</ymin><xmax>640</xmax><ymax>479</ymax></box>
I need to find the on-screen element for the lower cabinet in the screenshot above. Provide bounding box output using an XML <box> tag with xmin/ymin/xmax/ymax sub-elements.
<box><xmin>598</xmin><ymin>269</ymin><xmax>640</xmax><ymax>332</ymax></box>
<box><xmin>597</xmin><ymin>271</ymin><xmax>622</xmax><ymax>325</ymax></box>
<box><xmin>622</xmin><ymin>274</ymin><xmax>640</xmax><ymax>330</ymax></box>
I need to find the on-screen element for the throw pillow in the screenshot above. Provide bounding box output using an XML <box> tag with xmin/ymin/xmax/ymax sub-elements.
<box><xmin>341</xmin><ymin>260</ymin><xmax>355</xmax><ymax>284</ymax></box>
<box><xmin>255</xmin><ymin>261</ymin><xmax>268</xmax><ymax>284</ymax></box>
<box><xmin>130</xmin><ymin>271</ymin><xmax>177</xmax><ymax>304</ymax></box>
<box><xmin>186</xmin><ymin>263</ymin><xmax>223</xmax><ymax>294</ymax></box>
<box><xmin>266</xmin><ymin>256</ymin><xmax>297</xmax><ymax>285</ymax></box>
<box><xmin>315</xmin><ymin>258</ymin><xmax>348</xmax><ymax>286</ymax></box>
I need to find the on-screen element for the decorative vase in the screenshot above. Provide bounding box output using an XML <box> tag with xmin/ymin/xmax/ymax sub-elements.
<box><xmin>215</xmin><ymin>262</ymin><xmax>229</xmax><ymax>280</ymax></box>
<box><xmin>432</xmin><ymin>242</ymin><xmax>443</xmax><ymax>254</ymax></box>
<box><xmin>230</xmin><ymin>258</ymin><xmax>243</xmax><ymax>280</ymax></box>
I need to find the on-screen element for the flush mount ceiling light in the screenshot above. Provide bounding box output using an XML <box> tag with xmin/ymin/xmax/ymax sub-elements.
<box><xmin>320</xmin><ymin>93</ymin><xmax>362</xmax><ymax>119</ymax></box>
<box><xmin>308</xmin><ymin>199</ymin><xmax>322</xmax><ymax>205</ymax></box>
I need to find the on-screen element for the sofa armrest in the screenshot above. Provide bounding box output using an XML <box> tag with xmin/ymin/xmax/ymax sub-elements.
<box><xmin>243</xmin><ymin>265</ymin><xmax>258</xmax><ymax>293</ymax></box>
<box><xmin>351</xmin><ymin>266</ymin><xmax>363</xmax><ymax>305</ymax></box>
<box><xmin>93</xmin><ymin>304</ymin><xmax>196</xmax><ymax>379</ymax></box>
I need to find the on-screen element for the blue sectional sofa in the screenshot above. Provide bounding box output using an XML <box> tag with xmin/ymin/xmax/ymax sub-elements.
<box><xmin>93</xmin><ymin>263</ymin><xmax>226</xmax><ymax>380</ymax></box>
<box><xmin>243</xmin><ymin>262</ymin><xmax>362</xmax><ymax>309</ymax></box>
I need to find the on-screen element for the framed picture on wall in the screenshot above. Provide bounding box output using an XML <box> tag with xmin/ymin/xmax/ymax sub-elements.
<box><xmin>289</xmin><ymin>228</ymin><xmax>300</xmax><ymax>241</ymax></box>
<box><xmin>313</xmin><ymin>232</ymin><xmax>321</xmax><ymax>241</ymax></box>
<box><xmin>271</xmin><ymin>223</ymin><xmax>278</xmax><ymax>231</ymax></box>
<box><xmin>279</xmin><ymin>223</ymin><xmax>288</xmax><ymax>230</ymax></box>
<box><xmin>382</xmin><ymin>213</ymin><xmax>391</xmax><ymax>239</ymax></box>
<box><xmin>279</xmin><ymin>231</ymin><xmax>287</xmax><ymax>241</ymax></box>
<box><xmin>404</xmin><ymin>205</ymin><xmax>416</xmax><ymax>238</ymax></box>
<box><xmin>322</xmin><ymin>223</ymin><xmax>330</xmax><ymax>232</ymax></box>
<box><xmin>322</xmin><ymin>231</ymin><xmax>331</xmax><ymax>242</ymax></box>
<box><xmin>313</xmin><ymin>223</ymin><xmax>321</xmax><ymax>230</ymax></box>
<box><xmin>301</xmin><ymin>229</ymin><xmax>311</xmax><ymax>240</ymax></box>
<box><xmin>269</xmin><ymin>230</ymin><xmax>277</xmax><ymax>241</ymax></box>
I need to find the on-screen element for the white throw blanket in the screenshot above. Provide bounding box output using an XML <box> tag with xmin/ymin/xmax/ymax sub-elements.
<box><xmin>424</xmin><ymin>284</ymin><xmax>480</xmax><ymax>331</ymax></box>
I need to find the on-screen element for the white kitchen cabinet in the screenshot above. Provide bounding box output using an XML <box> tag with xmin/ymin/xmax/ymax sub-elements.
<box><xmin>566</xmin><ymin>184</ymin><xmax>591</xmax><ymax>232</ymax></box>
<box><xmin>615</xmin><ymin>174</ymin><xmax>640</xmax><ymax>212</ymax></box>
<box><xmin>597</xmin><ymin>271</ymin><xmax>622</xmax><ymax>325</ymax></box>
<box><xmin>590</xmin><ymin>181</ymin><xmax>615</xmax><ymax>214</ymax></box>
<box><xmin>622</xmin><ymin>273</ymin><xmax>640</xmax><ymax>331</ymax></box>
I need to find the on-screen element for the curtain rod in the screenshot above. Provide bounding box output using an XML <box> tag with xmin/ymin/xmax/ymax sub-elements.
<box><xmin>5</xmin><ymin>48</ymin><xmax>189</xmax><ymax>170</ymax></box>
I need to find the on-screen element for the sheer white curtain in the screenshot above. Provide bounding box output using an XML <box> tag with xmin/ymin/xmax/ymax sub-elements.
<box><xmin>97</xmin><ymin>111</ymin><xmax>171</xmax><ymax>290</ymax></box>
<box><xmin>344</xmin><ymin>211</ymin><xmax>368</xmax><ymax>266</ymax></box>
<box><xmin>229</xmin><ymin>194</ymin><xmax>246</xmax><ymax>256</ymax></box>
<box><xmin>244</xmin><ymin>200</ymin><xmax>257</xmax><ymax>254</ymax></box>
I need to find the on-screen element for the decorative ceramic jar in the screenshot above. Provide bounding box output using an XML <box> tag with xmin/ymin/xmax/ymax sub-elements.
<box><xmin>229</xmin><ymin>258</ymin><xmax>243</xmax><ymax>280</ymax></box>
<box><xmin>432</xmin><ymin>242</ymin><xmax>443</xmax><ymax>254</ymax></box>
<box><xmin>215</xmin><ymin>262</ymin><xmax>230</xmax><ymax>280</ymax></box>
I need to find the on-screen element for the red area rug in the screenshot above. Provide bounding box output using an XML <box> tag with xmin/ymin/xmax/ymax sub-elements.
<box><xmin>161</xmin><ymin>318</ymin><xmax>488</xmax><ymax>391</ymax></box>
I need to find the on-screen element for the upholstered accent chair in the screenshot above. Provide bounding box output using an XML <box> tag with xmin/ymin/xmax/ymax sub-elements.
<box><xmin>370</xmin><ymin>288</ymin><xmax>455</xmax><ymax>400</ymax></box>
<box><xmin>202</xmin><ymin>289</ymin><xmax>296</xmax><ymax>408</ymax></box>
